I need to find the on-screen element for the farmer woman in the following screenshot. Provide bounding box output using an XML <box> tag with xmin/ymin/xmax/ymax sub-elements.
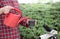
<box><xmin>0</xmin><ymin>0</ymin><xmax>32</xmax><ymax>39</ymax></box>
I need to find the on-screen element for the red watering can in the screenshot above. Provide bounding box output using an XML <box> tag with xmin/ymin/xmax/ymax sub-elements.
<box><xmin>3</xmin><ymin>8</ymin><xmax>25</xmax><ymax>28</ymax></box>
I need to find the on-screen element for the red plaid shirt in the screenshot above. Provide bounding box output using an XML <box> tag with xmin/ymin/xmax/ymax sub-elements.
<box><xmin>0</xmin><ymin>0</ymin><xmax>29</xmax><ymax>39</ymax></box>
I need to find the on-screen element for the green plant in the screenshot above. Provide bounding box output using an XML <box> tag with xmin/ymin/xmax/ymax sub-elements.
<box><xmin>19</xmin><ymin>2</ymin><xmax>60</xmax><ymax>39</ymax></box>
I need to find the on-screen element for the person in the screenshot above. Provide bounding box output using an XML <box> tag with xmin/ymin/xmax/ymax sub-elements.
<box><xmin>0</xmin><ymin>0</ymin><xmax>32</xmax><ymax>39</ymax></box>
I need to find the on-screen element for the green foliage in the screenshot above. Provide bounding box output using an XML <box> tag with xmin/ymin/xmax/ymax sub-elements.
<box><xmin>19</xmin><ymin>3</ymin><xmax>60</xmax><ymax>39</ymax></box>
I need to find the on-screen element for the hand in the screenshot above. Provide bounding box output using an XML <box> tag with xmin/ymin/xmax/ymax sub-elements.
<box><xmin>1</xmin><ymin>6</ymin><xmax>14</xmax><ymax>14</ymax></box>
<box><xmin>0</xmin><ymin>8</ymin><xmax>3</xmax><ymax>14</ymax></box>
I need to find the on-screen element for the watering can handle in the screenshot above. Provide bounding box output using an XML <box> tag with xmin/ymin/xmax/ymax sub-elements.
<box><xmin>5</xmin><ymin>8</ymin><xmax>22</xmax><ymax>18</ymax></box>
<box><xmin>12</xmin><ymin>8</ymin><xmax>22</xmax><ymax>15</ymax></box>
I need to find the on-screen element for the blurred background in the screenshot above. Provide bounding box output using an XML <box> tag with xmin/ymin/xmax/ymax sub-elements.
<box><xmin>17</xmin><ymin>0</ymin><xmax>60</xmax><ymax>39</ymax></box>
